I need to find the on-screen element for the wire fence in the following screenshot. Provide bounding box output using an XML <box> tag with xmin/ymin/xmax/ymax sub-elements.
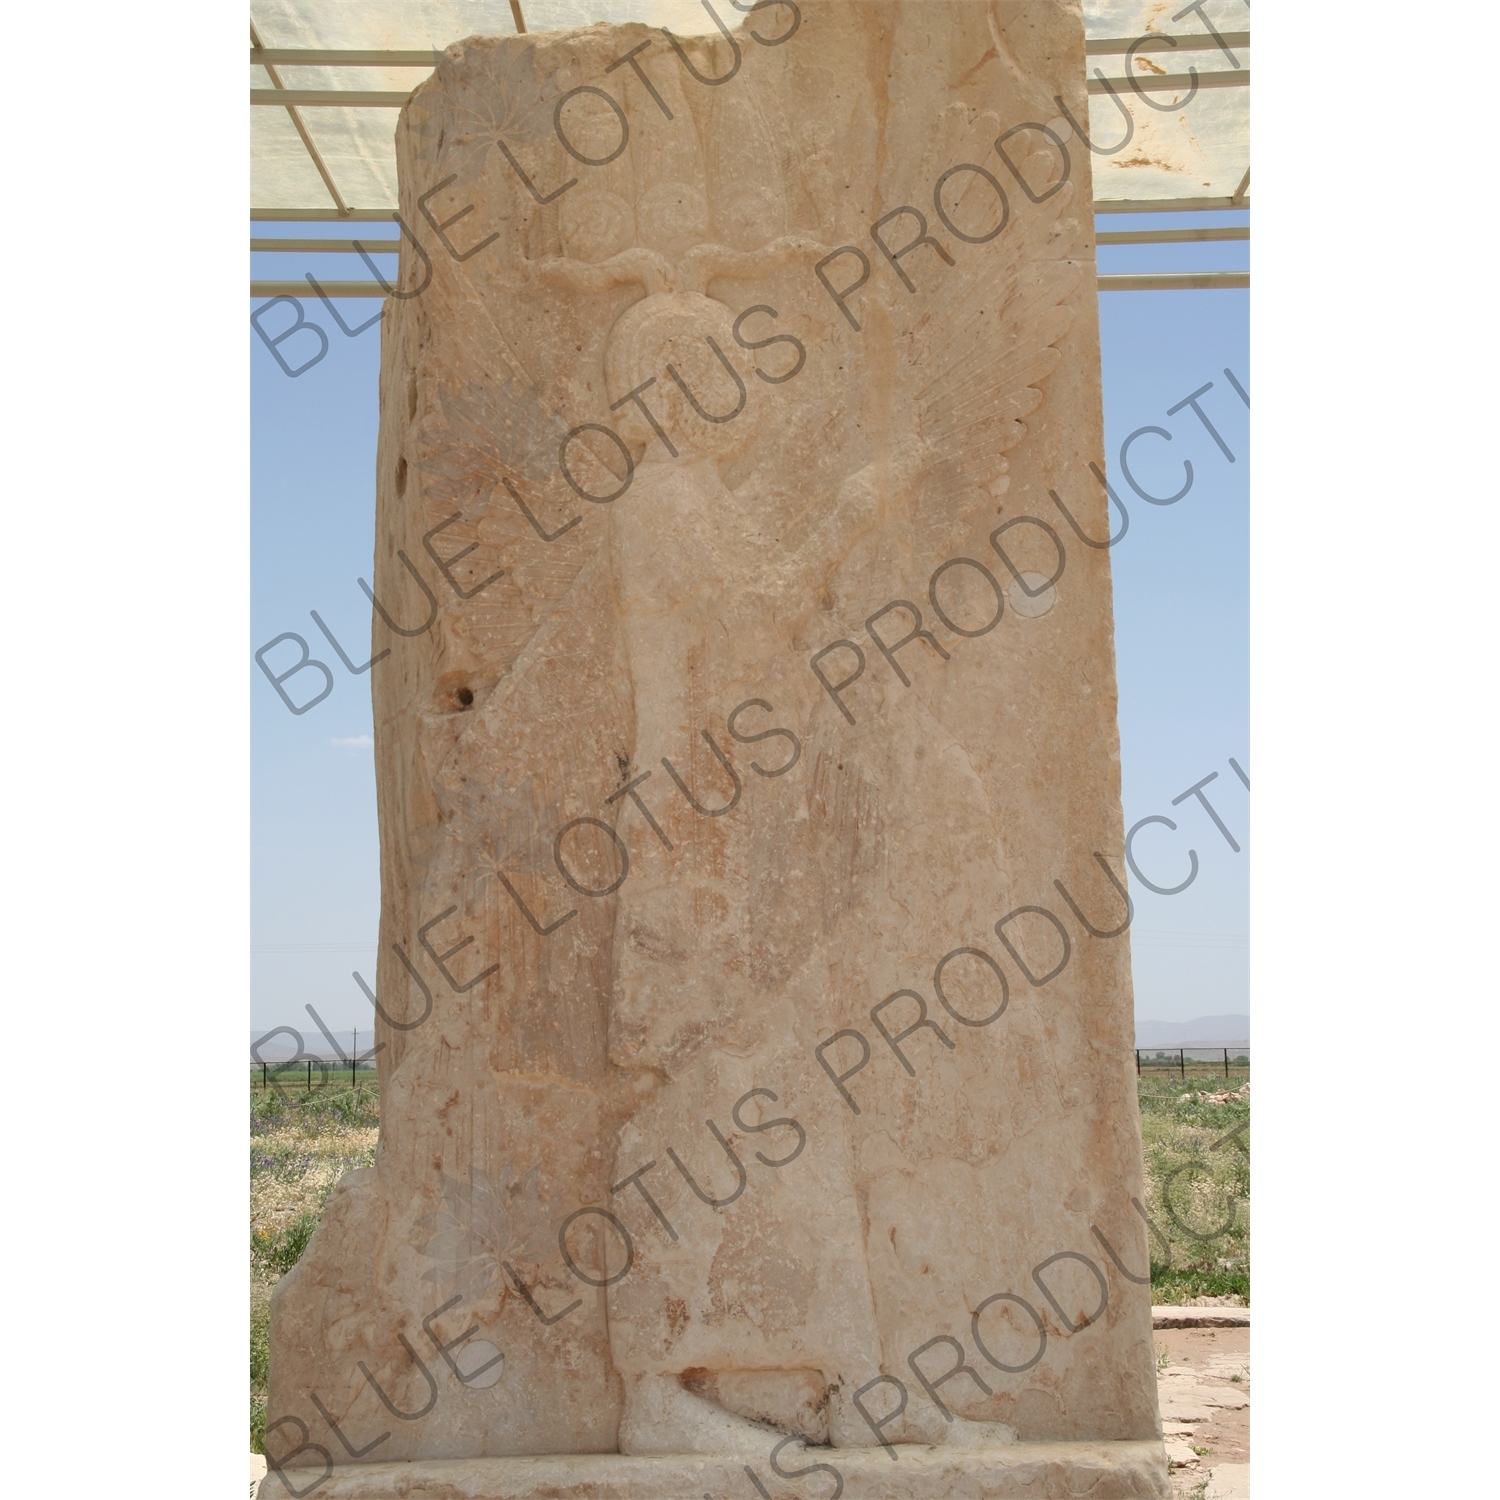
<box><xmin>252</xmin><ymin>1057</ymin><xmax>377</xmax><ymax>1094</ymax></box>
<box><xmin>250</xmin><ymin>1049</ymin><xmax>1249</xmax><ymax>1097</ymax></box>
<box><xmin>1136</xmin><ymin>1045</ymin><xmax>1249</xmax><ymax>1081</ymax></box>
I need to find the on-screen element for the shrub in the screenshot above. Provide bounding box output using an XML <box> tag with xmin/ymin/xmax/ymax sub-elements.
<box><xmin>254</xmin><ymin>1209</ymin><xmax>323</xmax><ymax>1277</ymax></box>
<box><xmin>1150</xmin><ymin>1264</ymin><xmax>1249</xmax><ymax>1303</ymax></box>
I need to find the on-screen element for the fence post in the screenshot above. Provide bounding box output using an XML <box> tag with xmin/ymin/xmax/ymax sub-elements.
<box><xmin>262</xmin><ymin>1061</ymin><xmax>268</xmax><ymax>1092</ymax></box>
<box><xmin>1179</xmin><ymin>1048</ymin><xmax>1185</xmax><ymax>1081</ymax></box>
<box><xmin>307</xmin><ymin>1059</ymin><xmax>312</xmax><ymax>1092</ymax></box>
<box><xmin>1135</xmin><ymin>1048</ymin><xmax>1141</xmax><ymax>1077</ymax></box>
<box><xmin>1224</xmin><ymin>1047</ymin><xmax>1229</xmax><ymax>1079</ymax></box>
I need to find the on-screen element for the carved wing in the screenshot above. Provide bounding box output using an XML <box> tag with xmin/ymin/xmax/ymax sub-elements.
<box><xmin>892</xmin><ymin>105</ymin><xmax>1087</xmax><ymax>557</ymax></box>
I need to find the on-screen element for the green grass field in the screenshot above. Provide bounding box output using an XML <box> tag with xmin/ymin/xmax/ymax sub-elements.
<box><xmin>1137</xmin><ymin>1073</ymin><xmax>1249</xmax><ymax>1303</ymax></box>
<box><xmin>248</xmin><ymin>1068</ymin><xmax>1248</xmax><ymax>1449</ymax></box>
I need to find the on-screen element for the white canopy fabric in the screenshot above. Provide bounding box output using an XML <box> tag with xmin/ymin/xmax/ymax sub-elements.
<box><xmin>250</xmin><ymin>0</ymin><xmax>1247</xmax><ymax>218</ymax></box>
<box><xmin>1083</xmin><ymin>0</ymin><xmax>1248</xmax><ymax>206</ymax></box>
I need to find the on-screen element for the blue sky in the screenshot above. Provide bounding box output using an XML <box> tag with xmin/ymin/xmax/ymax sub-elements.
<box><xmin>250</xmin><ymin>221</ymin><xmax>1248</xmax><ymax>1037</ymax></box>
<box><xmin>1097</xmin><ymin>225</ymin><xmax>1249</xmax><ymax>1027</ymax></box>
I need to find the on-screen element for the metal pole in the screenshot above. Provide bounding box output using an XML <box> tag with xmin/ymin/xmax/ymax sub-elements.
<box><xmin>1135</xmin><ymin>1049</ymin><xmax>1141</xmax><ymax>1076</ymax></box>
<box><xmin>1224</xmin><ymin>1047</ymin><xmax>1229</xmax><ymax>1079</ymax></box>
<box><xmin>307</xmin><ymin>1059</ymin><xmax>312</xmax><ymax>1092</ymax></box>
<box><xmin>1179</xmin><ymin>1048</ymin><xmax>1185</xmax><ymax>1080</ymax></box>
<box><xmin>262</xmin><ymin>1061</ymin><xmax>268</xmax><ymax>1091</ymax></box>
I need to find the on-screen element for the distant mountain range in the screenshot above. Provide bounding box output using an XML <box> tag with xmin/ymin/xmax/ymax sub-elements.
<box><xmin>1135</xmin><ymin>1014</ymin><xmax>1249</xmax><ymax>1048</ymax></box>
<box><xmin>249</xmin><ymin>1027</ymin><xmax>375</xmax><ymax>1064</ymax></box>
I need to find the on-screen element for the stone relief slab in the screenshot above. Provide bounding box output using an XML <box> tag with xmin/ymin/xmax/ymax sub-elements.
<box><xmin>263</xmin><ymin>4</ymin><xmax>1167</xmax><ymax>1494</ymax></box>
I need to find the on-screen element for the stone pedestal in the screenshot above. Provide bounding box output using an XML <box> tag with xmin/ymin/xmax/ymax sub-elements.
<box><xmin>260</xmin><ymin>1439</ymin><xmax>1168</xmax><ymax>1498</ymax></box>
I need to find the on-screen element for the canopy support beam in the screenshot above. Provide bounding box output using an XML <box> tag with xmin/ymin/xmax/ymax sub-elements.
<box><xmin>252</xmin><ymin>271</ymin><xmax>1249</xmax><ymax>298</ymax></box>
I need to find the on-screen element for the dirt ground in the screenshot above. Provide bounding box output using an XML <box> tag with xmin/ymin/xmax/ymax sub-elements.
<box><xmin>1155</xmin><ymin>1326</ymin><xmax>1249</xmax><ymax>1496</ymax></box>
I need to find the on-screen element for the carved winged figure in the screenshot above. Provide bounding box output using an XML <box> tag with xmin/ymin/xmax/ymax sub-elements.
<box><xmin>418</xmin><ymin>3</ymin><xmax>1090</xmax><ymax>1454</ymax></box>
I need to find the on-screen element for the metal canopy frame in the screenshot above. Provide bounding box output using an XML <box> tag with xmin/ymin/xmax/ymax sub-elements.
<box><xmin>250</xmin><ymin>7</ymin><xmax>1247</xmax><ymax>296</ymax></box>
<box><xmin>249</xmin><ymin>67</ymin><xmax>1249</xmax><ymax>110</ymax></box>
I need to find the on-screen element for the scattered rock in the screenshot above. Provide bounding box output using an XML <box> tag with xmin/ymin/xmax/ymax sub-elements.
<box><xmin>1206</xmin><ymin>1461</ymin><xmax>1251</xmax><ymax>1499</ymax></box>
<box><xmin>1163</xmin><ymin>1436</ymin><xmax>1202</xmax><ymax>1469</ymax></box>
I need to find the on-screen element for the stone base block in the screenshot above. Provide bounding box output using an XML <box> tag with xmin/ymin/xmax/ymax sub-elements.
<box><xmin>1152</xmin><ymin>1306</ymin><xmax>1250</xmax><ymax>1329</ymax></box>
<box><xmin>257</xmin><ymin>1439</ymin><xmax>1170</xmax><ymax>1499</ymax></box>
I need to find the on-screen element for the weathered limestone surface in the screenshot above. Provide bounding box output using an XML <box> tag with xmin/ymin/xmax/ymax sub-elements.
<box><xmin>264</xmin><ymin>3</ymin><xmax>1167</xmax><ymax>1495</ymax></box>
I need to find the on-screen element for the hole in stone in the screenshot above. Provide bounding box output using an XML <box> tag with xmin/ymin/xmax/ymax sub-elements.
<box><xmin>406</xmin><ymin>372</ymin><xmax>418</xmax><ymax>421</ymax></box>
<box><xmin>456</xmin><ymin>686</ymin><xmax>474</xmax><ymax>708</ymax></box>
<box><xmin>395</xmin><ymin>456</ymin><xmax>408</xmax><ymax>496</ymax></box>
